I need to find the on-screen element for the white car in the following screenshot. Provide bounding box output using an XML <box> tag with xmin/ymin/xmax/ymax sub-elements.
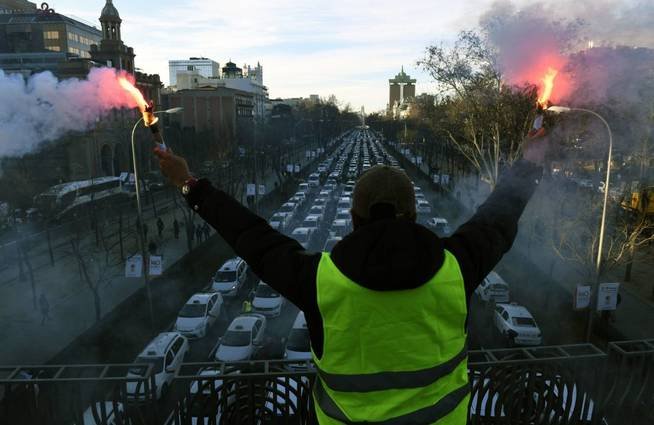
<box><xmin>426</xmin><ymin>217</ymin><xmax>451</xmax><ymax>236</ymax></box>
<box><xmin>302</xmin><ymin>215</ymin><xmax>321</xmax><ymax>231</ymax></box>
<box><xmin>308</xmin><ymin>205</ymin><xmax>325</xmax><ymax>221</ymax></box>
<box><xmin>284</xmin><ymin>311</ymin><xmax>312</xmax><ymax>366</ymax></box>
<box><xmin>279</xmin><ymin>202</ymin><xmax>298</xmax><ymax>219</ymax></box>
<box><xmin>186</xmin><ymin>367</ymin><xmax>241</xmax><ymax>424</ymax></box>
<box><xmin>252</xmin><ymin>281</ymin><xmax>285</xmax><ymax>317</ymax></box>
<box><xmin>174</xmin><ymin>293</ymin><xmax>223</xmax><ymax>339</ymax></box>
<box><xmin>292</xmin><ymin>192</ymin><xmax>306</xmax><ymax>204</ymax></box>
<box><xmin>475</xmin><ymin>271</ymin><xmax>510</xmax><ymax>303</ymax></box>
<box><xmin>313</xmin><ymin>197</ymin><xmax>328</xmax><ymax>207</ymax></box>
<box><xmin>291</xmin><ymin>227</ymin><xmax>314</xmax><ymax>249</ymax></box>
<box><xmin>416</xmin><ymin>199</ymin><xmax>432</xmax><ymax>214</ymax></box>
<box><xmin>337</xmin><ymin>197</ymin><xmax>352</xmax><ymax>210</ymax></box>
<box><xmin>127</xmin><ymin>332</ymin><xmax>189</xmax><ymax>400</ymax></box>
<box><xmin>308</xmin><ymin>174</ymin><xmax>320</xmax><ymax>188</ymax></box>
<box><xmin>211</xmin><ymin>257</ymin><xmax>248</xmax><ymax>296</ymax></box>
<box><xmin>269</xmin><ymin>212</ymin><xmax>292</xmax><ymax>231</ymax></box>
<box><xmin>298</xmin><ymin>182</ymin><xmax>310</xmax><ymax>193</ymax></box>
<box><xmin>323</xmin><ymin>236</ymin><xmax>342</xmax><ymax>252</ymax></box>
<box><xmin>330</xmin><ymin>219</ymin><xmax>349</xmax><ymax>238</ymax></box>
<box><xmin>335</xmin><ymin>209</ymin><xmax>352</xmax><ymax>225</ymax></box>
<box><xmin>494</xmin><ymin>303</ymin><xmax>542</xmax><ymax>346</ymax></box>
<box><xmin>214</xmin><ymin>314</ymin><xmax>267</xmax><ymax>362</ymax></box>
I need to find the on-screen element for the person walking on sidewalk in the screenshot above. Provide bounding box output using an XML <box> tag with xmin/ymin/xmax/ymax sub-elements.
<box><xmin>202</xmin><ymin>222</ymin><xmax>211</xmax><ymax>241</ymax></box>
<box><xmin>39</xmin><ymin>293</ymin><xmax>51</xmax><ymax>325</ymax></box>
<box><xmin>157</xmin><ymin>217</ymin><xmax>164</xmax><ymax>238</ymax></box>
<box><xmin>173</xmin><ymin>218</ymin><xmax>180</xmax><ymax>240</ymax></box>
<box><xmin>155</xmin><ymin>134</ymin><xmax>546</xmax><ymax>423</ymax></box>
<box><xmin>195</xmin><ymin>224</ymin><xmax>203</xmax><ymax>243</ymax></box>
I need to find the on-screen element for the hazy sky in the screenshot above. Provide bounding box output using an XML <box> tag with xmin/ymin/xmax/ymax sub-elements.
<box><xmin>52</xmin><ymin>0</ymin><xmax>497</xmax><ymax>112</ymax></box>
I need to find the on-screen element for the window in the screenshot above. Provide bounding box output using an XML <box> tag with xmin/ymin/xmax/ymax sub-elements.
<box><xmin>45</xmin><ymin>46</ymin><xmax>61</xmax><ymax>52</ymax></box>
<box><xmin>43</xmin><ymin>31</ymin><xmax>59</xmax><ymax>40</ymax></box>
<box><xmin>165</xmin><ymin>351</ymin><xmax>174</xmax><ymax>368</ymax></box>
<box><xmin>171</xmin><ymin>337</ymin><xmax>184</xmax><ymax>355</ymax></box>
<box><xmin>502</xmin><ymin>311</ymin><xmax>510</xmax><ymax>321</ymax></box>
<box><xmin>68</xmin><ymin>47</ymin><xmax>80</xmax><ymax>55</ymax></box>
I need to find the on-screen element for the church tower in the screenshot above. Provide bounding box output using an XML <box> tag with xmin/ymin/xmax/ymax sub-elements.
<box><xmin>91</xmin><ymin>0</ymin><xmax>135</xmax><ymax>73</ymax></box>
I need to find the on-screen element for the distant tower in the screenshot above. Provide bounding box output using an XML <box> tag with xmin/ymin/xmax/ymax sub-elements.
<box><xmin>91</xmin><ymin>0</ymin><xmax>135</xmax><ymax>73</ymax></box>
<box><xmin>388</xmin><ymin>66</ymin><xmax>416</xmax><ymax>111</ymax></box>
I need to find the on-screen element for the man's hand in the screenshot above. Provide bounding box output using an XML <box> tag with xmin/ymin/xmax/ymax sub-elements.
<box><xmin>154</xmin><ymin>147</ymin><xmax>192</xmax><ymax>188</ymax></box>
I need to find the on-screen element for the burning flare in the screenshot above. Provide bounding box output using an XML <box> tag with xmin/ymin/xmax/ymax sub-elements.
<box><xmin>117</xmin><ymin>77</ymin><xmax>158</xmax><ymax>127</ymax></box>
<box><xmin>537</xmin><ymin>67</ymin><xmax>558</xmax><ymax>108</ymax></box>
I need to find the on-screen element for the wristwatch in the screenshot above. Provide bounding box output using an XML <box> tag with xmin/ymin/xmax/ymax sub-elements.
<box><xmin>181</xmin><ymin>177</ymin><xmax>198</xmax><ymax>196</ymax></box>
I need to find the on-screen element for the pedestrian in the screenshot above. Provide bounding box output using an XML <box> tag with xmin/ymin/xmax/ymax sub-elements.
<box><xmin>242</xmin><ymin>299</ymin><xmax>252</xmax><ymax>313</ymax></box>
<box><xmin>157</xmin><ymin>217</ymin><xmax>164</xmax><ymax>238</ymax></box>
<box><xmin>148</xmin><ymin>240</ymin><xmax>157</xmax><ymax>255</ymax></box>
<box><xmin>173</xmin><ymin>218</ymin><xmax>180</xmax><ymax>240</ymax></box>
<box><xmin>202</xmin><ymin>222</ymin><xmax>210</xmax><ymax>240</ymax></box>
<box><xmin>39</xmin><ymin>293</ymin><xmax>50</xmax><ymax>325</ymax></box>
<box><xmin>155</xmin><ymin>133</ymin><xmax>546</xmax><ymax>423</ymax></box>
<box><xmin>195</xmin><ymin>224</ymin><xmax>203</xmax><ymax>243</ymax></box>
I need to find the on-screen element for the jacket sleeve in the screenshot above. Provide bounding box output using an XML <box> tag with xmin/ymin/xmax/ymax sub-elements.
<box><xmin>184</xmin><ymin>180</ymin><xmax>321</xmax><ymax>311</ymax></box>
<box><xmin>443</xmin><ymin>160</ymin><xmax>542</xmax><ymax>299</ymax></box>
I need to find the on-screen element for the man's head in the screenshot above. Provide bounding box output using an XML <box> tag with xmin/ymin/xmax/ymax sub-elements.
<box><xmin>351</xmin><ymin>165</ymin><xmax>416</xmax><ymax>229</ymax></box>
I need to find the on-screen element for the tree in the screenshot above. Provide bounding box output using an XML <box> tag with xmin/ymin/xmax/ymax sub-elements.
<box><xmin>419</xmin><ymin>31</ymin><xmax>538</xmax><ymax>188</ymax></box>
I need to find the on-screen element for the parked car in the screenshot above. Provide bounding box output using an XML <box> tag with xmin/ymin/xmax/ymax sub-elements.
<box><xmin>211</xmin><ymin>258</ymin><xmax>248</xmax><ymax>296</ymax></box>
<box><xmin>308</xmin><ymin>205</ymin><xmax>325</xmax><ymax>221</ymax></box>
<box><xmin>214</xmin><ymin>314</ymin><xmax>267</xmax><ymax>362</ymax></box>
<box><xmin>308</xmin><ymin>174</ymin><xmax>320</xmax><ymax>188</ymax></box>
<box><xmin>426</xmin><ymin>217</ymin><xmax>451</xmax><ymax>236</ymax></box>
<box><xmin>330</xmin><ymin>219</ymin><xmax>349</xmax><ymax>238</ymax></box>
<box><xmin>337</xmin><ymin>197</ymin><xmax>352</xmax><ymax>210</ymax></box>
<box><xmin>416</xmin><ymin>199</ymin><xmax>432</xmax><ymax>214</ymax></box>
<box><xmin>335</xmin><ymin>209</ymin><xmax>352</xmax><ymax>225</ymax></box>
<box><xmin>174</xmin><ymin>293</ymin><xmax>223</xmax><ymax>339</ymax></box>
<box><xmin>475</xmin><ymin>271</ymin><xmax>510</xmax><ymax>303</ymax></box>
<box><xmin>127</xmin><ymin>332</ymin><xmax>189</xmax><ymax>400</ymax></box>
<box><xmin>494</xmin><ymin>303</ymin><xmax>542</xmax><ymax>346</ymax></box>
<box><xmin>291</xmin><ymin>227</ymin><xmax>314</xmax><ymax>249</ymax></box>
<box><xmin>284</xmin><ymin>312</ymin><xmax>312</xmax><ymax>366</ymax></box>
<box><xmin>252</xmin><ymin>282</ymin><xmax>285</xmax><ymax>317</ymax></box>
<box><xmin>323</xmin><ymin>236</ymin><xmax>342</xmax><ymax>252</ymax></box>
<box><xmin>269</xmin><ymin>212</ymin><xmax>292</xmax><ymax>231</ymax></box>
<box><xmin>298</xmin><ymin>183</ymin><xmax>310</xmax><ymax>193</ymax></box>
<box><xmin>279</xmin><ymin>202</ymin><xmax>298</xmax><ymax>219</ymax></box>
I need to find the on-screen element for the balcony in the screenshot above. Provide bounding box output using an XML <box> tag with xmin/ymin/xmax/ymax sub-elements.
<box><xmin>1</xmin><ymin>340</ymin><xmax>652</xmax><ymax>425</ymax></box>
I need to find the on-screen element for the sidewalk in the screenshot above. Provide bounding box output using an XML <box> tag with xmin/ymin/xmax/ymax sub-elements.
<box><xmin>0</xmin><ymin>155</ymin><xmax>315</xmax><ymax>365</ymax></box>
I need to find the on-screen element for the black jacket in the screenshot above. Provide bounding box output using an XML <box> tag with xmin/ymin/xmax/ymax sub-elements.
<box><xmin>186</xmin><ymin>160</ymin><xmax>542</xmax><ymax>358</ymax></box>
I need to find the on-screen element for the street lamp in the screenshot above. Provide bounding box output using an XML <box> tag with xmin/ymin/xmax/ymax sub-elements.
<box><xmin>130</xmin><ymin>107</ymin><xmax>183</xmax><ymax>335</ymax></box>
<box><xmin>547</xmin><ymin>105</ymin><xmax>613</xmax><ymax>342</ymax></box>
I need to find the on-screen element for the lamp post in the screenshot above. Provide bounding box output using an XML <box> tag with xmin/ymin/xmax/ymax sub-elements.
<box><xmin>130</xmin><ymin>107</ymin><xmax>183</xmax><ymax>335</ymax></box>
<box><xmin>547</xmin><ymin>106</ymin><xmax>614</xmax><ymax>342</ymax></box>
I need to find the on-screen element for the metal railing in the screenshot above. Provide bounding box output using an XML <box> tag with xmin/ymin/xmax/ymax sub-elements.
<box><xmin>1</xmin><ymin>342</ymin><xmax>652</xmax><ymax>425</ymax></box>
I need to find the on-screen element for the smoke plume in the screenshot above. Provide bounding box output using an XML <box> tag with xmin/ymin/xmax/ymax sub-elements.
<box><xmin>0</xmin><ymin>67</ymin><xmax>140</xmax><ymax>157</ymax></box>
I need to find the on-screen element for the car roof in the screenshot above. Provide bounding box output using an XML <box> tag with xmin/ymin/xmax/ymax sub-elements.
<box><xmin>187</xmin><ymin>293</ymin><xmax>215</xmax><ymax>304</ymax></box>
<box><xmin>229</xmin><ymin>314</ymin><xmax>263</xmax><ymax>330</ymax></box>
<box><xmin>219</xmin><ymin>257</ymin><xmax>243</xmax><ymax>271</ymax></box>
<box><xmin>333</xmin><ymin>219</ymin><xmax>347</xmax><ymax>226</ymax></box>
<box><xmin>485</xmin><ymin>271</ymin><xmax>507</xmax><ymax>285</ymax></box>
<box><xmin>497</xmin><ymin>303</ymin><xmax>533</xmax><ymax>318</ymax></box>
<box><xmin>305</xmin><ymin>215</ymin><xmax>320</xmax><ymax>221</ymax></box>
<box><xmin>292</xmin><ymin>227</ymin><xmax>310</xmax><ymax>234</ymax></box>
<box><xmin>432</xmin><ymin>217</ymin><xmax>448</xmax><ymax>224</ymax></box>
<box><xmin>140</xmin><ymin>332</ymin><xmax>180</xmax><ymax>357</ymax></box>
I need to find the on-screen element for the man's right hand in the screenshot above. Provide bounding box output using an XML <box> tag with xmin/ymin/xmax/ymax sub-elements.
<box><xmin>154</xmin><ymin>147</ymin><xmax>192</xmax><ymax>188</ymax></box>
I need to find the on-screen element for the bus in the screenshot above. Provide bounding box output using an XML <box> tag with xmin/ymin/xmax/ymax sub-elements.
<box><xmin>33</xmin><ymin>176</ymin><xmax>125</xmax><ymax>220</ymax></box>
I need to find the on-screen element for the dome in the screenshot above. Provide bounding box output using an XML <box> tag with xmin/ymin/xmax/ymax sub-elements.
<box><xmin>101</xmin><ymin>0</ymin><xmax>120</xmax><ymax>20</ymax></box>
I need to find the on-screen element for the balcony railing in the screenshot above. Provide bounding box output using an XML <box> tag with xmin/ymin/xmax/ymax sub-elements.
<box><xmin>1</xmin><ymin>341</ymin><xmax>652</xmax><ymax>425</ymax></box>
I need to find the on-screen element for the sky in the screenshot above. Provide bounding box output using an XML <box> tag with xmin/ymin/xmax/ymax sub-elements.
<box><xmin>52</xmin><ymin>0</ymin><xmax>497</xmax><ymax>112</ymax></box>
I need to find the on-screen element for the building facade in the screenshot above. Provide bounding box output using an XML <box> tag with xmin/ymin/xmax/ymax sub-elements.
<box><xmin>388</xmin><ymin>66</ymin><xmax>416</xmax><ymax>118</ymax></box>
<box><xmin>168</xmin><ymin>57</ymin><xmax>219</xmax><ymax>87</ymax></box>
<box><xmin>0</xmin><ymin>2</ymin><xmax>102</xmax><ymax>77</ymax></box>
<box><xmin>172</xmin><ymin>59</ymin><xmax>268</xmax><ymax>120</ymax></box>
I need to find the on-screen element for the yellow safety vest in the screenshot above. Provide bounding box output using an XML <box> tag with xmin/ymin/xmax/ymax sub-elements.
<box><xmin>312</xmin><ymin>250</ymin><xmax>469</xmax><ymax>424</ymax></box>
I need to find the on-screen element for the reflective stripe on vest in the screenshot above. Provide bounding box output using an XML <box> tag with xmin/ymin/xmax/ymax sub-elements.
<box><xmin>314</xmin><ymin>378</ymin><xmax>470</xmax><ymax>425</ymax></box>
<box><xmin>316</xmin><ymin>343</ymin><xmax>468</xmax><ymax>392</ymax></box>
<box><xmin>312</xmin><ymin>250</ymin><xmax>469</xmax><ymax>423</ymax></box>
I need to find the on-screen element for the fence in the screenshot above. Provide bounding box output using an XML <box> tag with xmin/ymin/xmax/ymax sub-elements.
<box><xmin>2</xmin><ymin>341</ymin><xmax>653</xmax><ymax>425</ymax></box>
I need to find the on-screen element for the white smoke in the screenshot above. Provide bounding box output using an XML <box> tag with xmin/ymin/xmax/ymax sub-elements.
<box><xmin>0</xmin><ymin>67</ymin><xmax>138</xmax><ymax>157</ymax></box>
